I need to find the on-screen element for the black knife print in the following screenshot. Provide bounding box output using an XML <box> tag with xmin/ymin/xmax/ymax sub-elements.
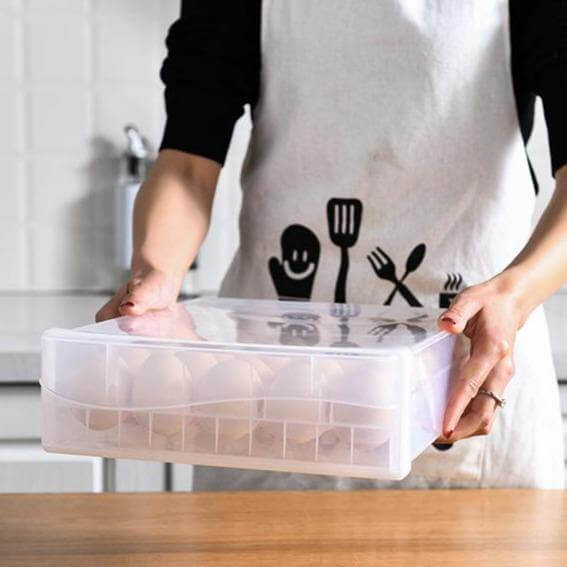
<box><xmin>367</xmin><ymin>244</ymin><xmax>426</xmax><ymax>307</ymax></box>
<box><xmin>327</xmin><ymin>198</ymin><xmax>363</xmax><ymax>303</ymax></box>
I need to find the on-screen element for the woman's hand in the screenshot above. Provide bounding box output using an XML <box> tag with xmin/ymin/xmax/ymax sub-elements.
<box><xmin>96</xmin><ymin>268</ymin><xmax>180</xmax><ymax>322</ymax></box>
<box><xmin>436</xmin><ymin>276</ymin><xmax>525</xmax><ymax>442</ymax></box>
<box><xmin>95</xmin><ymin>149</ymin><xmax>220</xmax><ymax>323</ymax></box>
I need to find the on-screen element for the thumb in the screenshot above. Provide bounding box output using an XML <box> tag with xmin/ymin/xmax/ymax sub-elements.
<box><xmin>437</xmin><ymin>291</ymin><xmax>481</xmax><ymax>334</ymax></box>
<box><xmin>119</xmin><ymin>272</ymin><xmax>177</xmax><ymax>316</ymax></box>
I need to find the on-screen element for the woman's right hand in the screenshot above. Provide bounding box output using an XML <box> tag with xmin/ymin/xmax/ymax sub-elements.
<box><xmin>95</xmin><ymin>269</ymin><xmax>180</xmax><ymax>322</ymax></box>
<box><xmin>95</xmin><ymin>150</ymin><xmax>221</xmax><ymax>323</ymax></box>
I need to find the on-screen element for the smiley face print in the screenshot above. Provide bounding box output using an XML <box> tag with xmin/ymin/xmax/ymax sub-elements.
<box><xmin>269</xmin><ymin>224</ymin><xmax>321</xmax><ymax>300</ymax></box>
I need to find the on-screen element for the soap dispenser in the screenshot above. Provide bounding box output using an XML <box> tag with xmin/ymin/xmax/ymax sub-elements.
<box><xmin>114</xmin><ymin>124</ymin><xmax>150</xmax><ymax>277</ymax></box>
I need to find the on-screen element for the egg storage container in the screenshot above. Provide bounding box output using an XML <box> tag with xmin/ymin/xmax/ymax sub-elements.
<box><xmin>41</xmin><ymin>297</ymin><xmax>457</xmax><ymax>480</ymax></box>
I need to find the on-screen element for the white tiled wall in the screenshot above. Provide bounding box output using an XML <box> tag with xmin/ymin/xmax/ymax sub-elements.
<box><xmin>0</xmin><ymin>1</ymin><xmax>559</xmax><ymax>293</ymax></box>
<box><xmin>0</xmin><ymin>0</ymin><xmax>183</xmax><ymax>291</ymax></box>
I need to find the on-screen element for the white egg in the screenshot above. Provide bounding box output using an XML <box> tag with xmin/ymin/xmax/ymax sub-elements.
<box><xmin>268</xmin><ymin>360</ymin><xmax>328</xmax><ymax>443</ymax></box>
<box><xmin>326</xmin><ymin>359</ymin><xmax>397</xmax><ymax>407</ymax></box>
<box><xmin>117</xmin><ymin>347</ymin><xmax>150</xmax><ymax>372</ymax></box>
<box><xmin>334</xmin><ymin>406</ymin><xmax>394</xmax><ymax>448</ymax></box>
<box><xmin>191</xmin><ymin>359</ymin><xmax>263</xmax><ymax>440</ymax></box>
<box><xmin>247</xmin><ymin>356</ymin><xmax>274</xmax><ymax>388</ymax></box>
<box><xmin>72</xmin><ymin>356</ymin><xmax>132</xmax><ymax>431</ymax></box>
<box><xmin>117</xmin><ymin>418</ymin><xmax>169</xmax><ymax>451</ymax></box>
<box><xmin>262</xmin><ymin>356</ymin><xmax>290</xmax><ymax>373</ymax></box>
<box><xmin>177</xmin><ymin>351</ymin><xmax>217</xmax><ymax>380</ymax></box>
<box><xmin>132</xmin><ymin>351</ymin><xmax>192</xmax><ymax>436</ymax></box>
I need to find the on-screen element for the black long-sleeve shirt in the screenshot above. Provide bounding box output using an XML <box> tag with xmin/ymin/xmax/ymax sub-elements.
<box><xmin>160</xmin><ymin>0</ymin><xmax>567</xmax><ymax>183</ymax></box>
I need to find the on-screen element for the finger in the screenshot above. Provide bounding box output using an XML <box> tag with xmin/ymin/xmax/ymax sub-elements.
<box><xmin>442</xmin><ymin>329</ymin><xmax>509</xmax><ymax>436</ymax></box>
<box><xmin>95</xmin><ymin>285</ymin><xmax>128</xmax><ymax>322</ymax></box>
<box><xmin>448</xmin><ymin>396</ymin><xmax>495</xmax><ymax>442</ymax></box>
<box><xmin>118</xmin><ymin>273</ymin><xmax>173</xmax><ymax>316</ymax></box>
<box><xmin>448</xmin><ymin>356</ymin><xmax>514</xmax><ymax>442</ymax></box>
<box><xmin>437</xmin><ymin>291</ymin><xmax>481</xmax><ymax>334</ymax></box>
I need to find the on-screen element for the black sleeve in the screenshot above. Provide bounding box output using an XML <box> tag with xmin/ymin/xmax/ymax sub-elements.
<box><xmin>511</xmin><ymin>1</ymin><xmax>567</xmax><ymax>176</ymax></box>
<box><xmin>159</xmin><ymin>0</ymin><xmax>261</xmax><ymax>165</ymax></box>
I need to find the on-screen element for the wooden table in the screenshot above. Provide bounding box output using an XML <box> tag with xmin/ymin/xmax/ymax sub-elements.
<box><xmin>0</xmin><ymin>490</ymin><xmax>566</xmax><ymax>566</ymax></box>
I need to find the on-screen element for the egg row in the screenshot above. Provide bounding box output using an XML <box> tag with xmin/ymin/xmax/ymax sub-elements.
<box><xmin>73</xmin><ymin>351</ymin><xmax>398</xmax><ymax>440</ymax></box>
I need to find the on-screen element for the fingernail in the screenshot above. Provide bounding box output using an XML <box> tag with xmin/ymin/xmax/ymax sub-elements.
<box><xmin>446</xmin><ymin>429</ymin><xmax>454</xmax><ymax>439</ymax></box>
<box><xmin>120</xmin><ymin>301</ymin><xmax>134</xmax><ymax>308</ymax></box>
<box><xmin>441</xmin><ymin>316</ymin><xmax>456</xmax><ymax>325</ymax></box>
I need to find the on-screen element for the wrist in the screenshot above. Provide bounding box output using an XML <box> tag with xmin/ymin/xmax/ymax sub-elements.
<box><xmin>489</xmin><ymin>266</ymin><xmax>539</xmax><ymax>325</ymax></box>
<box><xmin>131</xmin><ymin>252</ymin><xmax>187</xmax><ymax>288</ymax></box>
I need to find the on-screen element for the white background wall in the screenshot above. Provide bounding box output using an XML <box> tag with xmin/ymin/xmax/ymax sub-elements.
<box><xmin>0</xmin><ymin>0</ymin><xmax>557</xmax><ymax>293</ymax></box>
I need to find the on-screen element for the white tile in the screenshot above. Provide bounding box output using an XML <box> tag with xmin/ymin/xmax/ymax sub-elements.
<box><xmin>93</xmin><ymin>13</ymin><xmax>161</xmax><ymax>82</ymax></box>
<box><xmin>0</xmin><ymin>13</ymin><xmax>20</xmax><ymax>82</ymax></box>
<box><xmin>93</xmin><ymin>87</ymin><xmax>160</xmax><ymax>151</ymax></box>
<box><xmin>28</xmin><ymin>224</ymin><xmax>97</xmax><ymax>290</ymax></box>
<box><xmin>28</xmin><ymin>153</ymin><xmax>92</xmax><ymax>227</ymax></box>
<box><xmin>0</xmin><ymin>221</ymin><xmax>26</xmax><ymax>290</ymax></box>
<box><xmin>0</xmin><ymin>157</ymin><xmax>25</xmax><ymax>221</ymax></box>
<box><xmin>25</xmin><ymin>14</ymin><xmax>89</xmax><ymax>82</ymax></box>
<box><xmin>160</xmin><ymin>0</ymin><xmax>180</xmax><ymax>27</ymax></box>
<box><xmin>27</xmin><ymin>88</ymin><xmax>90</xmax><ymax>151</ymax></box>
<box><xmin>93</xmin><ymin>225</ymin><xmax>117</xmax><ymax>289</ymax></box>
<box><xmin>93</xmin><ymin>0</ymin><xmax>159</xmax><ymax>13</ymax></box>
<box><xmin>24</xmin><ymin>0</ymin><xmax>87</xmax><ymax>12</ymax></box>
<box><xmin>0</xmin><ymin>89</ymin><xmax>23</xmax><ymax>152</ymax></box>
<box><xmin>0</xmin><ymin>1</ymin><xmax>22</xmax><ymax>15</ymax></box>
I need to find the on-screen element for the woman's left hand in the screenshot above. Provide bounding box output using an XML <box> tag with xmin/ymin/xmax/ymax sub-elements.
<box><xmin>436</xmin><ymin>276</ymin><xmax>525</xmax><ymax>442</ymax></box>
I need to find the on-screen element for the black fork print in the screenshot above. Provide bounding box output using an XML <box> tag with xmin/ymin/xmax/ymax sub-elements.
<box><xmin>327</xmin><ymin>198</ymin><xmax>363</xmax><ymax>303</ymax></box>
<box><xmin>367</xmin><ymin>244</ymin><xmax>425</xmax><ymax>307</ymax></box>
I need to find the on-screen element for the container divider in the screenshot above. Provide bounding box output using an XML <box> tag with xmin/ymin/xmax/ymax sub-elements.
<box><xmin>117</xmin><ymin>411</ymin><xmax>123</xmax><ymax>447</ymax></box>
<box><xmin>309</xmin><ymin>355</ymin><xmax>315</xmax><ymax>396</ymax></box>
<box><xmin>248</xmin><ymin>420</ymin><xmax>253</xmax><ymax>456</ymax></box>
<box><xmin>85</xmin><ymin>408</ymin><xmax>91</xmax><ymax>439</ymax></box>
<box><xmin>104</xmin><ymin>344</ymin><xmax>110</xmax><ymax>399</ymax></box>
<box><xmin>214</xmin><ymin>417</ymin><xmax>219</xmax><ymax>453</ymax></box>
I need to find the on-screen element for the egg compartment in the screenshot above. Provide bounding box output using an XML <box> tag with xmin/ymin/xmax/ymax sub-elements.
<box><xmin>41</xmin><ymin>297</ymin><xmax>457</xmax><ymax>480</ymax></box>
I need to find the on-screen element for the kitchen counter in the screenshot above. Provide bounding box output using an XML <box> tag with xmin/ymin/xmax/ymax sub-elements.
<box><xmin>0</xmin><ymin>490</ymin><xmax>566</xmax><ymax>566</ymax></box>
<box><xmin>0</xmin><ymin>293</ymin><xmax>109</xmax><ymax>382</ymax></box>
<box><xmin>0</xmin><ymin>290</ymin><xmax>566</xmax><ymax>383</ymax></box>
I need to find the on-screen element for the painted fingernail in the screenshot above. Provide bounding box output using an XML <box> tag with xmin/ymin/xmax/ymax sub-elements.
<box><xmin>120</xmin><ymin>301</ymin><xmax>134</xmax><ymax>308</ymax></box>
<box><xmin>441</xmin><ymin>316</ymin><xmax>456</xmax><ymax>325</ymax></box>
<box><xmin>446</xmin><ymin>429</ymin><xmax>454</xmax><ymax>438</ymax></box>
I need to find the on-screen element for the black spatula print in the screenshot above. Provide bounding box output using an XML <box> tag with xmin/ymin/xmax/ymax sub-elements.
<box><xmin>327</xmin><ymin>198</ymin><xmax>363</xmax><ymax>303</ymax></box>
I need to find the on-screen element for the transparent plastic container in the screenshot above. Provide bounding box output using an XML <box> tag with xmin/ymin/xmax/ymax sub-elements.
<box><xmin>41</xmin><ymin>297</ymin><xmax>457</xmax><ymax>480</ymax></box>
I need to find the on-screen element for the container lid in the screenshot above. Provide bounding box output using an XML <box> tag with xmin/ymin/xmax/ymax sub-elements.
<box><xmin>45</xmin><ymin>297</ymin><xmax>448</xmax><ymax>356</ymax></box>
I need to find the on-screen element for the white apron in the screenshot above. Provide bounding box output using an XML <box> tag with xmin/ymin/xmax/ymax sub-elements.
<box><xmin>196</xmin><ymin>0</ymin><xmax>564</xmax><ymax>489</ymax></box>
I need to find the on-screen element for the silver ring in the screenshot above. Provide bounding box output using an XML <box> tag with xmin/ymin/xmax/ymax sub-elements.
<box><xmin>478</xmin><ymin>388</ymin><xmax>506</xmax><ymax>408</ymax></box>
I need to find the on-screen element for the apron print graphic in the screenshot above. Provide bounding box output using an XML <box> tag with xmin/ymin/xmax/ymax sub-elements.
<box><xmin>369</xmin><ymin>313</ymin><xmax>428</xmax><ymax>343</ymax></box>
<box><xmin>326</xmin><ymin>198</ymin><xmax>363</xmax><ymax>303</ymax></box>
<box><xmin>268</xmin><ymin>224</ymin><xmax>320</xmax><ymax>300</ymax></box>
<box><xmin>268</xmin><ymin>312</ymin><xmax>320</xmax><ymax>346</ymax></box>
<box><xmin>268</xmin><ymin>199</ymin><xmax>437</xmax><ymax>307</ymax></box>
<box><xmin>439</xmin><ymin>273</ymin><xmax>464</xmax><ymax>307</ymax></box>
<box><xmin>367</xmin><ymin>243</ymin><xmax>426</xmax><ymax>307</ymax></box>
<box><xmin>329</xmin><ymin>303</ymin><xmax>360</xmax><ymax>347</ymax></box>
